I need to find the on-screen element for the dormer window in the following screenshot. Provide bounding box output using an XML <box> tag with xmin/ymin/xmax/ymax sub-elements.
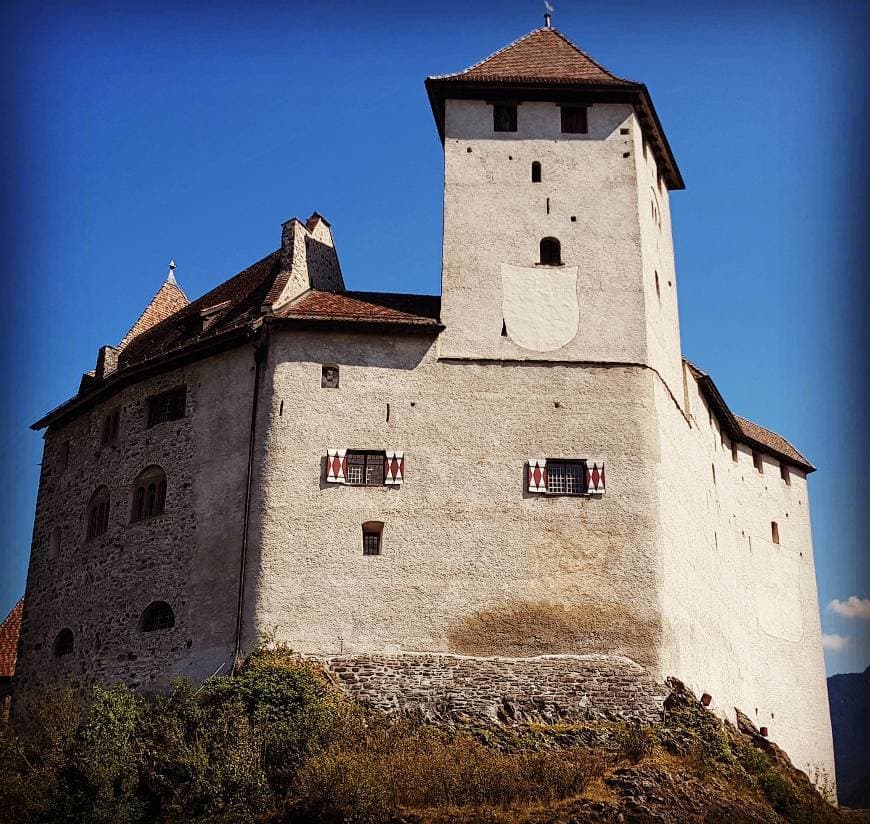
<box><xmin>493</xmin><ymin>104</ymin><xmax>517</xmax><ymax>133</ymax></box>
<box><xmin>561</xmin><ymin>106</ymin><xmax>588</xmax><ymax>134</ymax></box>
<box><xmin>539</xmin><ymin>237</ymin><xmax>562</xmax><ymax>266</ymax></box>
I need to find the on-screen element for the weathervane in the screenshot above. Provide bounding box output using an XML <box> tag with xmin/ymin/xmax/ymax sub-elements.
<box><xmin>544</xmin><ymin>1</ymin><xmax>554</xmax><ymax>28</ymax></box>
<box><xmin>167</xmin><ymin>259</ymin><xmax>177</xmax><ymax>284</ymax></box>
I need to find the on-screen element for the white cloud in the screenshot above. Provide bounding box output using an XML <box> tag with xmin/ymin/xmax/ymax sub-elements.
<box><xmin>827</xmin><ymin>596</ymin><xmax>870</xmax><ymax>621</ymax></box>
<box><xmin>822</xmin><ymin>633</ymin><xmax>849</xmax><ymax>651</ymax></box>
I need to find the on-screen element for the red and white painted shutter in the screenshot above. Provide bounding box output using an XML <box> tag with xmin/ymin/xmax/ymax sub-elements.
<box><xmin>528</xmin><ymin>459</ymin><xmax>547</xmax><ymax>493</ymax></box>
<box><xmin>586</xmin><ymin>460</ymin><xmax>605</xmax><ymax>495</ymax></box>
<box><xmin>384</xmin><ymin>450</ymin><xmax>404</xmax><ymax>485</ymax></box>
<box><xmin>326</xmin><ymin>449</ymin><xmax>347</xmax><ymax>484</ymax></box>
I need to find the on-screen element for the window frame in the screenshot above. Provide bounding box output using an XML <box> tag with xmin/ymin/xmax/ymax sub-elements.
<box><xmin>560</xmin><ymin>105</ymin><xmax>588</xmax><ymax>134</ymax></box>
<box><xmin>86</xmin><ymin>487</ymin><xmax>111</xmax><ymax>540</ymax></box>
<box><xmin>492</xmin><ymin>103</ymin><xmax>517</xmax><ymax>133</ymax></box>
<box><xmin>140</xmin><ymin>600</ymin><xmax>176</xmax><ymax>633</ymax></box>
<box><xmin>345</xmin><ymin>450</ymin><xmax>386</xmax><ymax>487</ymax></box>
<box><xmin>362</xmin><ymin>521</ymin><xmax>384</xmax><ymax>556</ymax></box>
<box><xmin>544</xmin><ymin>459</ymin><xmax>589</xmax><ymax>497</ymax></box>
<box><xmin>101</xmin><ymin>409</ymin><xmax>120</xmax><ymax>445</ymax></box>
<box><xmin>130</xmin><ymin>466</ymin><xmax>168</xmax><ymax>523</ymax></box>
<box><xmin>146</xmin><ymin>387</ymin><xmax>187</xmax><ymax>429</ymax></box>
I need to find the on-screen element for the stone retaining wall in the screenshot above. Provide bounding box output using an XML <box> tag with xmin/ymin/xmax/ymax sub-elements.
<box><xmin>322</xmin><ymin>652</ymin><xmax>667</xmax><ymax>725</ymax></box>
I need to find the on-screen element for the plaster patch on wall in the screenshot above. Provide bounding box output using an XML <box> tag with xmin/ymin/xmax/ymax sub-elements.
<box><xmin>753</xmin><ymin>539</ymin><xmax>803</xmax><ymax>643</ymax></box>
<box><xmin>501</xmin><ymin>264</ymin><xmax>579</xmax><ymax>351</ymax></box>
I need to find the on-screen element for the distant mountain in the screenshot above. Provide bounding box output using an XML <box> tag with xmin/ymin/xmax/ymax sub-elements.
<box><xmin>828</xmin><ymin>665</ymin><xmax>870</xmax><ymax>807</ymax></box>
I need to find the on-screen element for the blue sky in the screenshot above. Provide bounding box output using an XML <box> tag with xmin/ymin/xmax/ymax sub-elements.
<box><xmin>1</xmin><ymin>0</ymin><xmax>867</xmax><ymax>674</ymax></box>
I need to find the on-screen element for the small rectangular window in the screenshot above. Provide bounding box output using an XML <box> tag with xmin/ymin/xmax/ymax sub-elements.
<box><xmin>147</xmin><ymin>387</ymin><xmax>187</xmax><ymax>428</ymax></box>
<box><xmin>345</xmin><ymin>451</ymin><xmax>385</xmax><ymax>486</ymax></box>
<box><xmin>560</xmin><ymin>106</ymin><xmax>588</xmax><ymax>134</ymax></box>
<box><xmin>101</xmin><ymin>409</ymin><xmax>120</xmax><ymax>444</ymax></box>
<box><xmin>546</xmin><ymin>460</ymin><xmax>587</xmax><ymax>495</ymax></box>
<box><xmin>362</xmin><ymin>522</ymin><xmax>383</xmax><ymax>555</ymax></box>
<box><xmin>771</xmin><ymin>521</ymin><xmax>780</xmax><ymax>544</ymax></box>
<box><xmin>493</xmin><ymin>104</ymin><xmax>517</xmax><ymax>132</ymax></box>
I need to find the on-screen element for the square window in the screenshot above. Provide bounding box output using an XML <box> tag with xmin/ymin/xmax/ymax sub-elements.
<box><xmin>561</xmin><ymin>106</ymin><xmax>588</xmax><ymax>134</ymax></box>
<box><xmin>546</xmin><ymin>460</ymin><xmax>587</xmax><ymax>495</ymax></box>
<box><xmin>493</xmin><ymin>104</ymin><xmax>517</xmax><ymax>132</ymax></box>
<box><xmin>147</xmin><ymin>387</ymin><xmax>187</xmax><ymax>428</ymax></box>
<box><xmin>346</xmin><ymin>451</ymin><xmax>385</xmax><ymax>486</ymax></box>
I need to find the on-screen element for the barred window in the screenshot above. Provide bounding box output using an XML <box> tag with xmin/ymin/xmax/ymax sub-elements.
<box><xmin>140</xmin><ymin>601</ymin><xmax>175</xmax><ymax>632</ymax></box>
<box><xmin>346</xmin><ymin>451</ymin><xmax>385</xmax><ymax>486</ymax></box>
<box><xmin>362</xmin><ymin>521</ymin><xmax>383</xmax><ymax>556</ymax></box>
<box><xmin>546</xmin><ymin>461</ymin><xmax>587</xmax><ymax>495</ymax></box>
<box><xmin>147</xmin><ymin>387</ymin><xmax>186</xmax><ymax>428</ymax></box>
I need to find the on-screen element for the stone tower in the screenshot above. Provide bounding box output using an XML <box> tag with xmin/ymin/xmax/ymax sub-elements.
<box><xmin>426</xmin><ymin>26</ymin><xmax>685</xmax><ymax>399</ymax></box>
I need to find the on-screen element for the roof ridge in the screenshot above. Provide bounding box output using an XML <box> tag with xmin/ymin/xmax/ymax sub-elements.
<box><xmin>429</xmin><ymin>27</ymin><xmax>543</xmax><ymax>79</ymax></box>
<box><xmin>546</xmin><ymin>27</ymin><xmax>634</xmax><ymax>83</ymax></box>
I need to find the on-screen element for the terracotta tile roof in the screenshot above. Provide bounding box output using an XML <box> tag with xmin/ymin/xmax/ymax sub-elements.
<box><xmin>276</xmin><ymin>290</ymin><xmax>441</xmax><ymax>326</ymax></box>
<box><xmin>119</xmin><ymin>276</ymin><xmax>190</xmax><ymax>349</ymax></box>
<box><xmin>685</xmin><ymin>360</ymin><xmax>814</xmax><ymax>472</ymax></box>
<box><xmin>118</xmin><ymin>250</ymin><xmax>283</xmax><ymax>370</ymax></box>
<box><xmin>431</xmin><ymin>27</ymin><xmax>637</xmax><ymax>86</ymax></box>
<box><xmin>0</xmin><ymin>598</ymin><xmax>23</xmax><ymax>679</ymax></box>
<box><xmin>734</xmin><ymin>416</ymin><xmax>813</xmax><ymax>471</ymax></box>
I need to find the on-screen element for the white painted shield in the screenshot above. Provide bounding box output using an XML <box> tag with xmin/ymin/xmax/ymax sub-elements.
<box><xmin>501</xmin><ymin>263</ymin><xmax>579</xmax><ymax>352</ymax></box>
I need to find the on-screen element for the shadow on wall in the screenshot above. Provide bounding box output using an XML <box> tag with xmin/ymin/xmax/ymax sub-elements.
<box><xmin>279</xmin><ymin>332</ymin><xmax>437</xmax><ymax>372</ymax></box>
<box><xmin>448</xmin><ymin>600</ymin><xmax>661</xmax><ymax>669</ymax></box>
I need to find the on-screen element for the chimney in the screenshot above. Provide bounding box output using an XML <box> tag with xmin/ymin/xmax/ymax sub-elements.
<box><xmin>95</xmin><ymin>345</ymin><xmax>119</xmax><ymax>381</ymax></box>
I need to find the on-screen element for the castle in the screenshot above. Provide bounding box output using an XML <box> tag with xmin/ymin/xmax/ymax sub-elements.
<box><xmin>15</xmin><ymin>24</ymin><xmax>834</xmax><ymax>778</ymax></box>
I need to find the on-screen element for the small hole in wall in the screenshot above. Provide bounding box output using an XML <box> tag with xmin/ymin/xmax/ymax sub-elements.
<box><xmin>410</xmin><ymin>401</ymin><xmax>416</xmax><ymax>407</ymax></box>
<box><xmin>668</xmin><ymin>281</ymin><xmax>673</xmax><ymax>287</ymax></box>
<box><xmin>386</xmin><ymin>403</ymin><xmax>390</xmax><ymax>422</ymax></box>
<box><xmin>279</xmin><ymin>400</ymin><xmax>284</xmax><ymax>416</ymax></box>
<box><xmin>466</xmin><ymin>147</ymin><xmax>472</xmax><ymax>153</ymax></box>
<box><xmin>508</xmin><ymin>155</ymin><xmax>513</xmax><ymax>160</ymax></box>
<box><xmin>620</xmin><ymin>127</ymin><xmax>630</xmax><ymax>135</ymax></box>
<box><xmin>623</xmin><ymin>151</ymin><xmax>630</xmax><ymax>158</ymax></box>
<box><xmin>554</xmin><ymin>402</ymin><xmax>561</xmax><ymax>408</ymax></box>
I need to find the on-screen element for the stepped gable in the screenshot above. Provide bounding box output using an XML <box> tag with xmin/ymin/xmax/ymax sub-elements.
<box><xmin>431</xmin><ymin>26</ymin><xmax>637</xmax><ymax>86</ymax></box>
<box><xmin>685</xmin><ymin>360</ymin><xmax>814</xmax><ymax>471</ymax></box>
<box><xmin>0</xmin><ymin>598</ymin><xmax>23</xmax><ymax>679</ymax></box>
<box><xmin>277</xmin><ymin>290</ymin><xmax>441</xmax><ymax>326</ymax></box>
<box><xmin>119</xmin><ymin>274</ymin><xmax>190</xmax><ymax>350</ymax></box>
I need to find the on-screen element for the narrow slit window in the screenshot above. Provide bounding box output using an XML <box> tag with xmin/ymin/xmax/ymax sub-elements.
<box><xmin>771</xmin><ymin>521</ymin><xmax>780</xmax><ymax>544</ymax></box>
<box><xmin>753</xmin><ymin>451</ymin><xmax>763</xmax><ymax>473</ymax></box>
<box><xmin>86</xmin><ymin>486</ymin><xmax>111</xmax><ymax>540</ymax></box>
<box><xmin>531</xmin><ymin>161</ymin><xmax>542</xmax><ymax>183</ymax></box>
<box><xmin>780</xmin><ymin>464</ymin><xmax>790</xmax><ymax>485</ymax></box>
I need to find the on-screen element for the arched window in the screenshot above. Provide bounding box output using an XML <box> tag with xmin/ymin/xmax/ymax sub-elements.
<box><xmin>531</xmin><ymin>161</ymin><xmax>542</xmax><ymax>183</ymax></box>
<box><xmin>140</xmin><ymin>601</ymin><xmax>175</xmax><ymax>632</ymax></box>
<box><xmin>130</xmin><ymin>466</ymin><xmax>167</xmax><ymax>522</ymax></box>
<box><xmin>48</xmin><ymin>526</ymin><xmax>62</xmax><ymax>561</ymax></box>
<box><xmin>52</xmin><ymin>628</ymin><xmax>74</xmax><ymax>657</ymax></box>
<box><xmin>539</xmin><ymin>237</ymin><xmax>562</xmax><ymax>266</ymax></box>
<box><xmin>86</xmin><ymin>486</ymin><xmax>110</xmax><ymax>540</ymax></box>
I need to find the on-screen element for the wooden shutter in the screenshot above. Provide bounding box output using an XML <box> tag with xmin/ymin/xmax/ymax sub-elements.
<box><xmin>384</xmin><ymin>450</ymin><xmax>404</xmax><ymax>485</ymax></box>
<box><xmin>326</xmin><ymin>449</ymin><xmax>347</xmax><ymax>483</ymax></box>
<box><xmin>586</xmin><ymin>460</ymin><xmax>605</xmax><ymax>494</ymax></box>
<box><xmin>528</xmin><ymin>459</ymin><xmax>547</xmax><ymax>493</ymax></box>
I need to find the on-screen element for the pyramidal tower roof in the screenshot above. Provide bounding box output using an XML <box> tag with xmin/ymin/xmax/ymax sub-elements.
<box><xmin>425</xmin><ymin>25</ymin><xmax>684</xmax><ymax>189</ymax></box>
<box><xmin>431</xmin><ymin>26</ymin><xmax>637</xmax><ymax>86</ymax></box>
<box><xmin>119</xmin><ymin>263</ymin><xmax>190</xmax><ymax>349</ymax></box>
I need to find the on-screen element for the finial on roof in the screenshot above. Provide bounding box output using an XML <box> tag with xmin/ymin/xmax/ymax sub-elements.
<box><xmin>167</xmin><ymin>259</ymin><xmax>177</xmax><ymax>285</ymax></box>
<box><xmin>544</xmin><ymin>1</ymin><xmax>553</xmax><ymax>28</ymax></box>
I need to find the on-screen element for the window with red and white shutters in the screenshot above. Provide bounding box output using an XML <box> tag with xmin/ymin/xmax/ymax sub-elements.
<box><xmin>325</xmin><ymin>449</ymin><xmax>404</xmax><ymax>486</ymax></box>
<box><xmin>527</xmin><ymin>458</ymin><xmax>605</xmax><ymax>496</ymax></box>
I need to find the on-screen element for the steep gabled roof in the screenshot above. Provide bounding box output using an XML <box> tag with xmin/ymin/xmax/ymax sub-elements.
<box><xmin>0</xmin><ymin>598</ymin><xmax>23</xmax><ymax>679</ymax></box>
<box><xmin>119</xmin><ymin>274</ymin><xmax>190</xmax><ymax>350</ymax></box>
<box><xmin>431</xmin><ymin>27</ymin><xmax>637</xmax><ymax>86</ymax></box>
<box><xmin>685</xmin><ymin>360</ymin><xmax>814</xmax><ymax>472</ymax></box>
